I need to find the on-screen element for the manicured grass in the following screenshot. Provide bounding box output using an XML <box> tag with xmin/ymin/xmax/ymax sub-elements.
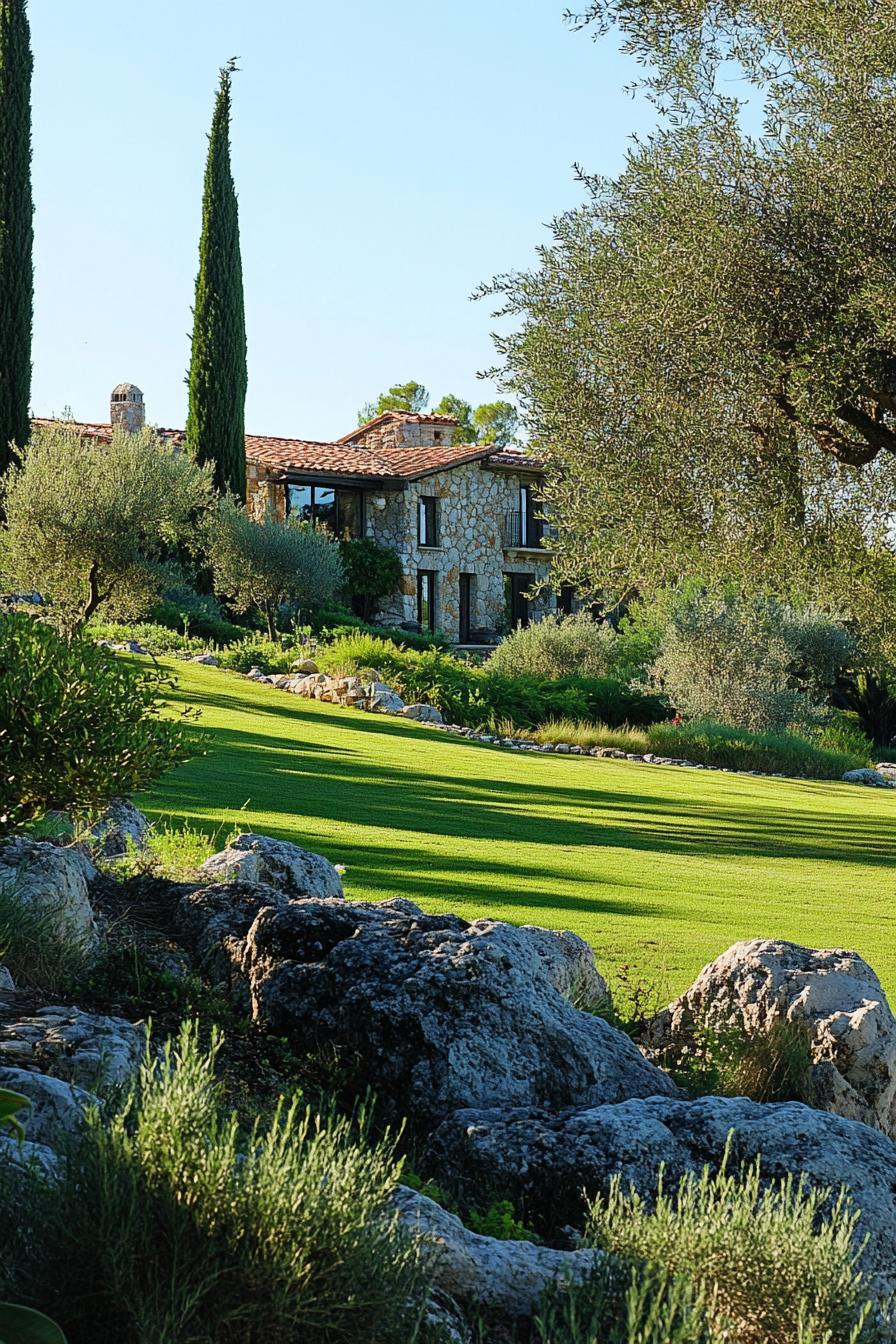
<box><xmin>140</xmin><ymin>660</ymin><xmax>896</xmax><ymax>1000</ymax></box>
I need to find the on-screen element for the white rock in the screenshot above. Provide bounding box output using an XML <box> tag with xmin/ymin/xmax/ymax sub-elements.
<box><xmin>191</xmin><ymin>653</ymin><xmax>219</xmax><ymax>666</ymax></box>
<box><xmin>427</xmin><ymin>1095</ymin><xmax>896</xmax><ymax>1293</ymax></box>
<box><xmin>394</xmin><ymin>1185</ymin><xmax>606</xmax><ymax>1317</ymax></box>
<box><xmin>369</xmin><ymin>689</ymin><xmax>406</xmax><ymax>713</ymax></box>
<box><xmin>646</xmin><ymin>939</ymin><xmax>896</xmax><ymax>1138</ymax></box>
<box><xmin>519</xmin><ymin>925</ymin><xmax>608</xmax><ymax>1009</ymax></box>
<box><xmin>198</xmin><ymin>833</ymin><xmax>343</xmax><ymax>900</ymax></box>
<box><xmin>0</xmin><ymin>1066</ymin><xmax>98</xmax><ymax>1145</ymax></box>
<box><xmin>291</xmin><ymin>658</ymin><xmax>319</xmax><ymax>674</ymax></box>
<box><xmin>0</xmin><ymin>839</ymin><xmax>97</xmax><ymax>948</ymax></box>
<box><xmin>0</xmin><ymin>1005</ymin><xmax>145</xmax><ymax>1089</ymax></box>
<box><xmin>87</xmin><ymin>798</ymin><xmax>149</xmax><ymax>859</ymax></box>
<box><xmin>402</xmin><ymin>703</ymin><xmax>444</xmax><ymax>724</ymax></box>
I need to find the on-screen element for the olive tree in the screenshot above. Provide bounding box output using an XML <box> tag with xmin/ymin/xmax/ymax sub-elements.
<box><xmin>208</xmin><ymin>501</ymin><xmax>343</xmax><ymax>638</ymax></box>
<box><xmin>0</xmin><ymin>424</ymin><xmax>214</xmax><ymax>635</ymax></box>
<box><xmin>483</xmin><ymin>0</ymin><xmax>896</xmax><ymax>653</ymax></box>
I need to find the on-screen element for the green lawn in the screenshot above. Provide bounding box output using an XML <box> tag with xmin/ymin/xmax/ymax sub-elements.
<box><xmin>141</xmin><ymin>659</ymin><xmax>896</xmax><ymax>1000</ymax></box>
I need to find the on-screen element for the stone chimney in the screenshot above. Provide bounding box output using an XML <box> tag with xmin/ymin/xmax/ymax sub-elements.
<box><xmin>110</xmin><ymin>383</ymin><xmax>145</xmax><ymax>434</ymax></box>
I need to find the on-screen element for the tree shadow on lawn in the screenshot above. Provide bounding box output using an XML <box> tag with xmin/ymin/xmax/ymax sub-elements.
<box><xmin>150</xmin><ymin>715</ymin><xmax>896</xmax><ymax>874</ymax></box>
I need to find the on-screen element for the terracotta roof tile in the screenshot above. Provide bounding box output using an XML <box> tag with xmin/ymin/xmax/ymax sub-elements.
<box><xmin>31</xmin><ymin>418</ymin><xmax>499</xmax><ymax>483</ymax></box>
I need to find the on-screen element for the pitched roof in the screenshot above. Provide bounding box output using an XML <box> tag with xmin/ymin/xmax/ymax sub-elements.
<box><xmin>30</xmin><ymin>417</ymin><xmax>499</xmax><ymax>483</ymax></box>
<box><xmin>337</xmin><ymin>409</ymin><xmax>460</xmax><ymax>444</ymax></box>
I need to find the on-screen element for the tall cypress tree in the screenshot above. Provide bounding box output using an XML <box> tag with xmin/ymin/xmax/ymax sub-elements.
<box><xmin>0</xmin><ymin>0</ymin><xmax>33</xmax><ymax>473</ymax></box>
<box><xmin>185</xmin><ymin>59</ymin><xmax>247</xmax><ymax>499</ymax></box>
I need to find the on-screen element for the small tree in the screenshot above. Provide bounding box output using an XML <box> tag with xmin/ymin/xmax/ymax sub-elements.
<box><xmin>0</xmin><ymin>613</ymin><xmax>195</xmax><ymax>833</ymax></box>
<box><xmin>208</xmin><ymin>501</ymin><xmax>343</xmax><ymax>638</ymax></box>
<box><xmin>1</xmin><ymin>424</ymin><xmax>214</xmax><ymax>634</ymax></box>
<box><xmin>473</xmin><ymin>401</ymin><xmax>518</xmax><ymax>446</ymax></box>
<box><xmin>339</xmin><ymin>536</ymin><xmax>402</xmax><ymax>622</ymax></box>
<box><xmin>358</xmin><ymin>381</ymin><xmax>428</xmax><ymax>425</ymax></box>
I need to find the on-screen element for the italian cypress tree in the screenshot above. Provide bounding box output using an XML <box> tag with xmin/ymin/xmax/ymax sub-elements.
<box><xmin>185</xmin><ymin>59</ymin><xmax>247</xmax><ymax>499</ymax></box>
<box><xmin>0</xmin><ymin>0</ymin><xmax>33</xmax><ymax>473</ymax></box>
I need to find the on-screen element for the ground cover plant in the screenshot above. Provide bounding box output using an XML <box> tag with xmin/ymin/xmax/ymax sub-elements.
<box><xmin>1</xmin><ymin>1023</ymin><xmax>432</xmax><ymax>1344</ymax></box>
<box><xmin>140</xmin><ymin>659</ymin><xmax>896</xmax><ymax>998</ymax></box>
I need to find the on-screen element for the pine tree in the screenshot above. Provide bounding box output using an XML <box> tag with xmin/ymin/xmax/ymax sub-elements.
<box><xmin>0</xmin><ymin>0</ymin><xmax>33</xmax><ymax>473</ymax></box>
<box><xmin>185</xmin><ymin>59</ymin><xmax>247</xmax><ymax>499</ymax></box>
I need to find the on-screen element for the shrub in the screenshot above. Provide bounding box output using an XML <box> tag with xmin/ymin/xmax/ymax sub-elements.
<box><xmin>338</xmin><ymin>537</ymin><xmax>403</xmax><ymax>622</ymax></box>
<box><xmin>534</xmin><ymin>1262</ymin><xmax>710</xmax><ymax>1344</ymax></box>
<box><xmin>836</xmin><ymin>668</ymin><xmax>896</xmax><ymax>749</ymax></box>
<box><xmin>315</xmin><ymin>635</ymin><xmax>665</xmax><ymax>730</ymax></box>
<box><xmin>488</xmin><ymin>612</ymin><xmax>618</xmax><ymax>680</ymax></box>
<box><xmin>0</xmin><ymin>423</ymin><xmax>214</xmax><ymax>635</ymax></box>
<box><xmin>216</xmin><ymin>632</ymin><xmax>310</xmax><ymax>675</ymax></box>
<box><xmin>149</xmin><ymin>590</ymin><xmax>247</xmax><ymax>645</ymax></box>
<box><xmin>208</xmin><ymin>502</ymin><xmax>343</xmax><ymax>639</ymax></box>
<box><xmin>6</xmin><ymin>1024</ymin><xmax>431</xmax><ymax>1344</ymax></box>
<box><xmin>88</xmin><ymin>620</ymin><xmax>207</xmax><ymax>656</ymax></box>
<box><xmin>648</xmin><ymin>587</ymin><xmax>855</xmax><ymax>734</ymax></box>
<box><xmin>512</xmin><ymin>718</ymin><xmax>651</xmax><ymax>753</ymax></box>
<box><xmin>647</xmin><ymin>721</ymin><xmax>869</xmax><ymax>779</ymax></box>
<box><xmin>663</xmin><ymin>1018</ymin><xmax>816</xmax><ymax>1106</ymax></box>
<box><xmin>581</xmin><ymin>1149</ymin><xmax>876</xmax><ymax>1344</ymax></box>
<box><xmin>0</xmin><ymin>614</ymin><xmax>195</xmax><ymax>833</ymax></box>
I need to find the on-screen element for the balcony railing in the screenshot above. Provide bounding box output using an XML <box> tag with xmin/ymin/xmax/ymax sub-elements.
<box><xmin>503</xmin><ymin>511</ymin><xmax>545</xmax><ymax>549</ymax></box>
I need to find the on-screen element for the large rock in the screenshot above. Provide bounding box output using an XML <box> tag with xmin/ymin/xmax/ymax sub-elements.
<box><xmin>198</xmin><ymin>833</ymin><xmax>344</xmax><ymax>899</ymax></box>
<box><xmin>176</xmin><ymin>880</ymin><xmax>288</xmax><ymax>1003</ymax></box>
<box><xmin>646</xmin><ymin>939</ymin><xmax>896</xmax><ymax>1138</ymax></box>
<box><xmin>87</xmin><ymin>798</ymin><xmax>149</xmax><ymax>859</ymax></box>
<box><xmin>402</xmin><ymin>703</ymin><xmax>444</xmax><ymax>725</ymax></box>
<box><xmin>394</xmin><ymin>1185</ymin><xmax>606</xmax><ymax>1318</ymax></box>
<box><xmin>241</xmin><ymin>898</ymin><xmax>676</xmax><ymax>1129</ymax></box>
<box><xmin>426</xmin><ymin>1096</ymin><xmax>896</xmax><ymax>1290</ymax></box>
<box><xmin>519</xmin><ymin>925</ymin><xmax>608</xmax><ymax>1009</ymax></box>
<box><xmin>0</xmin><ymin>839</ymin><xmax>97</xmax><ymax>947</ymax></box>
<box><xmin>0</xmin><ymin>1066</ymin><xmax>98</xmax><ymax>1146</ymax></box>
<box><xmin>0</xmin><ymin>1004</ymin><xmax>145</xmax><ymax>1089</ymax></box>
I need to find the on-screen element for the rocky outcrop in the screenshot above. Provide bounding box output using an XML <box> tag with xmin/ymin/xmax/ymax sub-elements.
<box><xmin>394</xmin><ymin>1185</ymin><xmax>607</xmax><ymax>1318</ymax></box>
<box><xmin>0</xmin><ymin>1004</ymin><xmax>145</xmax><ymax>1089</ymax></box>
<box><xmin>0</xmin><ymin>839</ymin><xmax>97</xmax><ymax>947</ymax></box>
<box><xmin>519</xmin><ymin>925</ymin><xmax>608</xmax><ymax>1008</ymax></box>
<box><xmin>198</xmin><ymin>833</ymin><xmax>344</xmax><ymax>899</ymax></box>
<box><xmin>176</xmin><ymin>880</ymin><xmax>288</xmax><ymax>1004</ymax></box>
<box><xmin>241</xmin><ymin>897</ymin><xmax>676</xmax><ymax>1128</ymax></box>
<box><xmin>427</xmin><ymin>1096</ymin><xmax>896</xmax><ymax>1290</ymax></box>
<box><xmin>87</xmin><ymin>799</ymin><xmax>149</xmax><ymax>859</ymax></box>
<box><xmin>646</xmin><ymin>939</ymin><xmax>896</xmax><ymax>1138</ymax></box>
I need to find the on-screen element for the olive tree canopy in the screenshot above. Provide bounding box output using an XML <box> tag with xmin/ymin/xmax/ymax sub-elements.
<box><xmin>484</xmin><ymin>0</ymin><xmax>896</xmax><ymax>656</ymax></box>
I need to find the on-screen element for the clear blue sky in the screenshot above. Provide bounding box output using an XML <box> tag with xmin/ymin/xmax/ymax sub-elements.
<box><xmin>30</xmin><ymin>1</ymin><xmax>653</xmax><ymax>441</ymax></box>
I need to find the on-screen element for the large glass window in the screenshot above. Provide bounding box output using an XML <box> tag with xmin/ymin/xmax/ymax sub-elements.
<box><xmin>418</xmin><ymin>570</ymin><xmax>437</xmax><ymax>631</ymax></box>
<box><xmin>519</xmin><ymin>484</ymin><xmax>541</xmax><ymax>548</ymax></box>
<box><xmin>418</xmin><ymin>495</ymin><xmax>439</xmax><ymax>547</ymax></box>
<box><xmin>286</xmin><ymin>484</ymin><xmax>363</xmax><ymax>538</ymax></box>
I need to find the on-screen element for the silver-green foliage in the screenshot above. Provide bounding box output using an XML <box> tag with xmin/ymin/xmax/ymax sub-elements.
<box><xmin>208</xmin><ymin>500</ymin><xmax>343</xmax><ymax>639</ymax></box>
<box><xmin>535</xmin><ymin>1262</ymin><xmax>711</xmax><ymax>1344</ymax></box>
<box><xmin>8</xmin><ymin>1023</ymin><xmax>431</xmax><ymax>1344</ymax></box>
<box><xmin>648</xmin><ymin>589</ymin><xmax>855</xmax><ymax>733</ymax></box>
<box><xmin>1</xmin><ymin>425</ymin><xmax>214</xmax><ymax>634</ymax></box>
<box><xmin>581</xmin><ymin>1151</ymin><xmax>876</xmax><ymax>1344</ymax></box>
<box><xmin>488</xmin><ymin>611</ymin><xmax>618</xmax><ymax>680</ymax></box>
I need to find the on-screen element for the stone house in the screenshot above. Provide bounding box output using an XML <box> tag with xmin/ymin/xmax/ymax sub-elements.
<box><xmin>35</xmin><ymin>386</ymin><xmax>558</xmax><ymax>642</ymax></box>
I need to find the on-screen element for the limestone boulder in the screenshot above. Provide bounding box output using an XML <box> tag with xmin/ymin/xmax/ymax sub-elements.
<box><xmin>394</xmin><ymin>1185</ymin><xmax>606</xmax><ymax>1319</ymax></box>
<box><xmin>291</xmin><ymin>657</ymin><xmax>319</xmax><ymax>674</ymax></box>
<box><xmin>646</xmin><ymin>939</ymin><xmax>896</xmax><ymax>1138</ymax></box>
<box><xmin>0</xmin><ymin>838</ymin><xmax>97</xmax><ymax>948</ymax></box>
<box><xmin>0</xmin><ymin>1004</ymin><xmax>145</xmax><ymax>1089</ymax></box>
<box><xmin>427</xmin><ymin>1096</ymin><xmax>896</xmax><ymax>1291</ymax></box>
<box><xmin>519</xmin><ymin>925</ymin><xmax>608</xmax><ymax>1009</ymax></box>
<box><xmin>241</xmin><ymin>898</ymin><xmax>676</xmax><ymax>1130</ymax></box>
<box><xmin>402</xmin><ymin>703</ymin><xmax>444</xmax><ymax>725</ymax></box>
<box><xmin>198</xmin><ymin>833</ymin><xmax>344</xmax><ymax>899</ymax></box>
<box><xmin>0</xmin><ymin>1066</ymin><xmax>98</xmax><ymax>1146</ymax></box>
<box><xmin>87</xmin><ymin>798</ymin><xmax>149</xmax><ymax>859</ymax></box>
<box><xmin>176</xmin><ymin>880</ymin><xmax>288</xmax><ymax>1002</ymax></box>
<box><xmin>368</xmin><ymin>687</ymin><xmax>406</xmax><ymax>714</ymax></box>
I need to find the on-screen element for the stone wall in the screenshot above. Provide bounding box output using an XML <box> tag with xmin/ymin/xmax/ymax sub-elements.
<box><xmin>367</xmin><ymin>461</ymin><xmax>553</xmax><ymax>638</ymax></box>
<box><xmin>345</xmin><ymin>417</ymin><xmax>455</xmax><ymax>452</ymax></box>
<box><xmin>246</xmin><ymin>462</ymin><xmax>286</xmax><ymax>522</ymax></box>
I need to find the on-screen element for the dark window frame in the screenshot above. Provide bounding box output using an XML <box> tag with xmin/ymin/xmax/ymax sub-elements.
<box><xmin>418</xmin><ymin>495</ymin><xmax>439</xmax><ymax>547</ymax></box>
<box><xmin>286</xmin><ymin>483</ymin><xmax>364</xmax><ymax>539</ymax></box>
<box><xmin>418</xmin><ymin>569</ymin><xmax>437</xmax><ymax>631</ymax></box>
